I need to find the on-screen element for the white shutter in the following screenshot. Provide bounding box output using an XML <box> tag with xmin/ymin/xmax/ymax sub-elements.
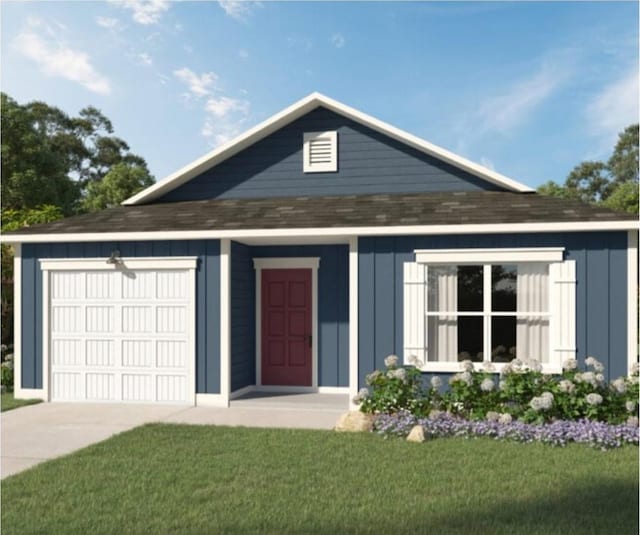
<box><xmin>403</xmin><ymin>262</ymin><xmax>426</xmax><ymax>366</ymax></box>
<box><xmin>550</xmin><ymin>260</ymin><xmax>577</xmax><ymax>364</ymax></box>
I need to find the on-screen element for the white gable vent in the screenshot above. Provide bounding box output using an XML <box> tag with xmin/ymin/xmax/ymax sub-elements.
<box><xmin>303</xmin><ymin>131</ymin><xmax>338</xmax><ymax>173</ymax></box>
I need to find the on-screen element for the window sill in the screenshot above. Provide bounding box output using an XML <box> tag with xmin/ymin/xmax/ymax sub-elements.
<box><xmin>413</xmin><ymin>362</ymin><xmax>563</xmax><ymax>374</ymax></box>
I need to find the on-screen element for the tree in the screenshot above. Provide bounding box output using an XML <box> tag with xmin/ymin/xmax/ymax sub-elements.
<box><xmin>537</xmin><ymin>124</ymin><xmax>639</xmax><ymax>214</ymax></box>
<box><xmin>82</xmin><ymin>162</ymin><xmax>154</xmax><ymax>211</ymax></box>
<box><xmin>0</xmin><ymin>92</ymin><xmax>155</xmax><ymax>215</ymax></box>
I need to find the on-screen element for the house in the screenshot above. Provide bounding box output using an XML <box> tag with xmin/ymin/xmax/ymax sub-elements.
<box><xmin>4</xmin><ymin>92</ymin><xmax>638</xmax><ymax>408</ymax></box>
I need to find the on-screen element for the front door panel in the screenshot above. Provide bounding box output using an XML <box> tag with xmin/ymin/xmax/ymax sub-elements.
<box><xmin>261</xmin><ymin>269</ymin><xmax>312</xmax><ymax>386</ymax></box>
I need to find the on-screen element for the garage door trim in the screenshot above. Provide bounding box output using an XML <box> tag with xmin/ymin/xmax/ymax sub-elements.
<box><xmin>40</xmin><ymin>256</ymin><xmax>198</xmax><ymax>404</ymax></box>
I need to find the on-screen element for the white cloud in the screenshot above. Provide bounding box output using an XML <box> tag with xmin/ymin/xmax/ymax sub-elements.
<box><xmin>477</xmin><ymin>60</ymin><xmax>570</xmax><ymax>134</ymax></box>
<box><xmin>96</xmin><ymin>16</ymin><xmax>119</xmax><ymax>29</ymax></box>
<box><xmin>329</xmin><ymin>33</ymin><xmax>345</xmax><ymax>48</ymax></box>
<box><xmin>205</xmin><ymin>96</ymin><xmax>249</xmax><ymax>118</ymax></box>
<box><xmin>218</xmin><ymin>1</ymin><xmax>260</xmax><ymax>20</ymax></box>
<box><xmin>586</xmin><ymin>68</ymin><xmax>639</xmax><ymax>149</ymax></box>
<box><xmin>13</xmin><ymin>28</ymin><xmax>111</xmax><ymax>95</ymax></box>
<box><xmin>173</xmin><ymin>67</ymin><xmax>217</xmax><ymax>97</ymax></box>
<box><xmin>109</xmin><ymin>0</ymin><xmax>170</xmax><ymax>25</ymax></box>
<box><xmin>138</xmin><ymin>52</ymin><xmax>153</xmax><ymax>66</ymax></box>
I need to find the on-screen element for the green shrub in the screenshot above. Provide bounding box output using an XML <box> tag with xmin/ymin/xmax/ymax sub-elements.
<box><xmin>1</xmin><ymin>344</ymin><xmax>14</xmax><ymax>391</ymax></box>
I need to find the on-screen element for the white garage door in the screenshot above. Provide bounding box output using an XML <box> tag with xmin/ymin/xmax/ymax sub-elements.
<box><xmin>46</xmin><ymin>260</ymin><xmax>196</xmax><ymax>404</ymax></box>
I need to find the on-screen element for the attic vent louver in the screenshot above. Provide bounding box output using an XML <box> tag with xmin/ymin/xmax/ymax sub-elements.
<box><xmin>303</xmin><ymin>131</ymin><xmax>338</xmax><ymax>173</ymax></box>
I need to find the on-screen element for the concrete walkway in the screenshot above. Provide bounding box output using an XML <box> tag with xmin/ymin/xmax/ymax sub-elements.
<box><xmin>1</xmin><ymin>394</ymin><xmax>348</xmax><ymax>479</ymax></box>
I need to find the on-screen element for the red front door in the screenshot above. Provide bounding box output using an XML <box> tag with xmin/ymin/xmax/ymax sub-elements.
<box><xmin>261</xmin><ymin>268</ymin><xmax>312</xmax><ymax>386</ymax></box>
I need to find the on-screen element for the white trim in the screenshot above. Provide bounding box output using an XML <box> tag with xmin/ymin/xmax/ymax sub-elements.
<box><xmin>195</xmin><ymin>393</ymin><xmax>229</xmax><ymax>407</ymax></box>
<box><xmin>348</xmin><ymin>237</ymin><xmax>359</xmax><ymax>409</ymax></box>
<box><xmin>414</xmin><ymin>247</ymin><xmax>564</xmax><ymax>264</ymax></box>
<box><xmin>12</xmin><ymin>388</ymin><xmax>47</xmax><ymax>401</ymax></box>
<box><xmin>303</xmin><ymin>131</ymin><xmax>338</xmax><ymax>173</ymax></box>
<box><xmin>251</xmin><ymin>385</ymin><xmax>349</xmax><ymax>394</ymax></box>
<box><xmin>220</xmin><ymin>239</ymin><xmax>231</xmax><ymax>407</ymax></box>
<box><xmin>122</xmin><ymin>92</ymin><xmax>532</xmax><ymax>205</ymax></box>
<box><xmin>229</xmin><ymin>384</ymin><xmax>255</xmax><ymax>400</ymax></box>
<box><xmin>253</xmin><ymin>257</ymin><xmax>320</xmax><ymax>270</ymax></box>
<box><xmin>628</xmin><ymin>230</ymin><xmax>638</xmax><ymax>374</ymax></box>
<box><xmin>39</xmin><ymin>257</ymin><xmax>198</xmax><ymax>271</ymax></box>
<box><xmin>5</xmin><ymin>220</ymin><xmax>637</xmax><ymax>244</ymax></box>
<box><xmin>420</xmin><ymin>362</ymin><xmax>563</xmax><ymax>374</ymax></box>
<box><xmin>12</xmin><ymin>244</ymin><xmax>22</xmax><ymax>397</ymax></box>
<box><xmin>254</xmin><ymin>257</ymin><xmax>320</xmax><ymax>388</ymax></box>
<box><xmin>42</xmin><ymin>268</ymin><xmax>50</xmax><ymax>401</ymax></box>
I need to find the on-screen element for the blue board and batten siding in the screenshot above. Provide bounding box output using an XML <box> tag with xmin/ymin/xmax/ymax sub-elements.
<box><xmin>157</xmin><ymin>107</ymin><xmax>503</xmax><ymax>203</ymax></box>
<box><xmin>20</xmin><ymin>240</ymin><xmax>221</xmax><ymax>393</ymax></box>
<box><xmin>358</xmin><ymin>232</ymin><xmax>630</xmax><ymax>388</ymax></box>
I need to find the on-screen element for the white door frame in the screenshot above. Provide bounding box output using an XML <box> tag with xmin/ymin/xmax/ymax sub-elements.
<box><xmin>39</xmin><ymin>256</ymin><xmax>198</xmax><ymax>404</ymax></box>
<box><xmin>253</xmin><ymin>257</ymin><xmax>320</xmax><ymax>391</ymax></box>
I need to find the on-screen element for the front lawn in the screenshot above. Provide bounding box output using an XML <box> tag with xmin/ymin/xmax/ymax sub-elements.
<box><xmin>2</xmin><ymin>425</ymin><xmax>637</xmax><ymax>535</ymax></box>
<box><xmin>1</xmin><ymin>392</ymin><xmax>42</xmax><ymax>412</ymax></box>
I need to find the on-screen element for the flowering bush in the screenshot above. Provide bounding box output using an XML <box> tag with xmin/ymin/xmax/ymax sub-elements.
<box><xmin>358</xmin><ymin>354</ymin><xmax>639</xmax><ymax>427</ymax></box>
<box><xmin>355</xmin><ymin>355</ymin><xmax>434</xmax><ymax>416</ymax></box>
<box><xmin>1</xmin><ymin>344</ymin><xmax>13</xmax><ymax>391</ymax></box>
<box><xmin>374</xmin><ymin>410</ymin><xmax>639</xmax><ymax>450</ymax></box>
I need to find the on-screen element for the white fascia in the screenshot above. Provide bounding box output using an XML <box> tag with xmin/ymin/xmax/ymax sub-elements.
<box><xmin>4</xmin><ymin>220</ymin><xmax>638</xmax><ymax>245</ymax></box>
<box><xmin>122</xmin><ymin>92</ymin><xmax>533</xmax><ymax>205</ymax></box>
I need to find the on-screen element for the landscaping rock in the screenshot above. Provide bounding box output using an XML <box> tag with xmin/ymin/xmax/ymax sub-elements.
<box><xmin>334</xmin><ymin>411</ymin><xmax>375</xmax><ymax>432</ymax></box>
<box><xmin>406</xmin><ymin>425</ymin><xmax>425</xmax><ymax>442</ymax></box>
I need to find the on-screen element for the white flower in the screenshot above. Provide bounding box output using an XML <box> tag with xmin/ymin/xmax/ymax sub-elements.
<box><xmin>627</xmin><ymin>416</ymin><xmax>639</xmax><ymax>427</ymax></box>
<box><xmin>511</xmin><ymin>358</ymin><xmax>524</xmax><ymax>369</ymax></box>
<box><xmin>486</xmin><ymin>411</ymin><xmax>500</xmax><ymax>422</ymax></box>
<box><xmin>625</xmin><ymin>401</ymin><xmax>636</xmax><ymax>413</ymax></box>
<box><xmin>460</xmin><ymin>359</ymin><xmax>474</xmax><ymax>372</ymax></box>
<box><xmin>386</xmin><ymin>368</ymin><xmax>407</xmax><ymax>382</ymax></box>
<box><xmin>384</xmin><ymin>354</ymin><xmax>399</xmax><ymax>368</ymax></box>
<box><xmin>365</xmin><ymin>370</ymin><xmax>382</xmax><ymax>385</ymax></box>
<box><xmin>430</xmin><ymin>376</ymin><xmax>442</xmax><ymax>389</ymax></box>
<box><xmin>480</xmin><ymin>378</ymin><xmax>495</xmax><ymax>392</ymax></box>
<box><xmin>352</xmin><ymin>388</ymin><xmax>370</xmax><ymax>404</ymax></box>
<box><xmin>630</xmin><ymin>362</ymin><xmax>640</xmax><ymax>375</ymax></box>
<box><xmin>529</xmin><ymin>393</ymin><xmax>553</xmax><ymax>411</ymax></box>
<box><xmin>562</xmin><ymin>358</ymin><xmax>578</xmax><ymax>371</ymax></box>
<box><xmin>499</xmin><ymin>379</ymin><xmax>507</xmax><ymax>391</ymax></box>
<box><xmin>428</xmin><ymin>409</ymin><xmax>443</xmax><ymax>420</ymax></box>
<box><xmin>585</xmin><ymin>356</ymin><xmax>604</xmax><ymax>372</ymax></box>
<box><xmin>541</xmin><ymin>391</ymin><xmax>554</xmax><ymax>402</ymax></box>
<box><xmin>481</xmin><ymin>362</ymin><xmax>495</xmax><ymax>372</ymax></box>
<box><xmin>595</xmin><ymin>373</ymin><xmax>605</xmax><ymax>385</ymax></box>
<box><xmin>558</xmin><ymin>380</ymin><xmax>575</xmax><ymax>393</ymax></box>
<box><xmin>460</xmin><ymin>371</ymin><xmax>473</xmax><ymax>385</ymax></box>
<box><xmin>500</xmin><ymin>363</ymin><xmax>514</xmax><ymax>375</ymax></box>
<box><xmin>498</xmin><ymin>413</ymin><xmax>513</xmax><ymax>424</ymax></box>
<box><xmin>526</xmin><ymin>359</ymin><xmax>543</xmax><ymax>373</ymax></box>
<box><xmin>407</xmin><ymin>354</ymin><xmax>423</xmax><ymax>368</ymax></box>
<box><xmin>577</xmin><ymin>372</ymin><xmax>598</xmax><ymax>388</ymax></box>
<box><xmin>529</xmin><ymin>397</ymin><xmax>544</xmax><ymax>411</ymax></box>
<box><xmin>585</xmin><ymin>393</ymin><xmax>603</xmax><ymax>406</ymax></box>
<box><xmin>611</xmin><ymin>378</ymin><xmax>627</xmax><ymax>394</ymax></box>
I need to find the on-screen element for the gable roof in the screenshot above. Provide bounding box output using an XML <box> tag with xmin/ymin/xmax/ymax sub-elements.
<box><xmin>7</xmin><ymin>192</ymin><xmax>635</xmax><ymax>243</ymax></box>
<box><xmin>123</xmin><ymin>93</ymin><xmax>533</xmax><ymax>206</ymax></box>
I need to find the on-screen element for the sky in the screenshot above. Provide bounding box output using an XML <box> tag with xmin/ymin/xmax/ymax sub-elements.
<box><xmin>1</xmin><ymin>1</ymin><xmax>638</xmax><ymax>189</ymax></box>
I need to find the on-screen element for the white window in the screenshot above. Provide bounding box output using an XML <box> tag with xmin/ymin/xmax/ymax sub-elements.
<box><xmin>303</xmin><ymin>131</ymin><xmax>337</xmax><ymax>173</ymax></box>
<box><xmin>403</xmin><ymin>248</ymin><xmax>575</xmax><ymax>373</ymax></box>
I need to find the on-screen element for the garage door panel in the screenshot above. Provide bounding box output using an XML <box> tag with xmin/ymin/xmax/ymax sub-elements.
<box><xmin>122</xmin><ymin>271</ymin><xmax>155</xmax><ymax>300</ymax></box>
<box><xmin>157</xmin><ymin>375</ymin><xmax>187</xmax><ymax>402</ymax></box>
<box><xmin>50</xmin><ymin>267</ymin><xmax>193</xmax><ymax>404</ymax></box>
<box><xmin>86</xmin><ymin>373</ymin><xmax>115</xmax><ymax>400</ymax></box>
<box><xmin>53</xmin><ymin>372</ymin><xmax>82</xmax><ymax>400</ymax></box>
<box><xmin>52</xmin><ymin>339</ymin><xmax>83</xmax><ymax>366</ymax></box>
<box><xmin>122</xmin><ymin>374</ymin><xmax>153</xmax><ymax>401</ymax></box>
<box><xmin>86</xmin><ymin>272</ymin><xmax>114</xmax><ymax>299</ymax></box>
<box><xmin>86</xmin><ymin>306</ymin><xmax>114</xmax><ymax>333</ymax></box>
<box><xmin>157</xmin><ymin>306</ymin><xmax>186</xmax><ymax>333</ymax></box>
<box><xmin>86</xmin><ymin>340</ymin><xmax>115</xmax><ymax>367</ymax></box>
<box><xmin>52</xmin><ymin>306</ymin><xmax>82</xmax><ymax>333</ymax></box>
<box><xmin>122</xmin><ymin>306</ymin><xmax>153</xmax><ymax>333</ymax></box>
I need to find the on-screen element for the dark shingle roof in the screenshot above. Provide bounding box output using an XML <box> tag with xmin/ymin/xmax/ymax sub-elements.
<box><xmin>6</xmin><ymin>191</ymin><xmax>636</xmax><ymax>235</ymax></box>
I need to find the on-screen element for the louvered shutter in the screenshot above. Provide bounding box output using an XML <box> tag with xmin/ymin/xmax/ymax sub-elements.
<box><xmin>549</xmin><ymin>260</ymin><xmax>577</xmax><ymax>364</ymax></box>
<box><xmin>403</xmin><ymin>262</ymin><xmax>426</xmax><ymax>365</ymax></box>
<box><xmin>303</xmin><ymin>132</ymin><xmax>337</xmax><ymax>172</ymax></box>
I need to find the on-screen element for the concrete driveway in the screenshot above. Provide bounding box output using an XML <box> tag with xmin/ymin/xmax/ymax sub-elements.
<box><xmin>1</xmin><ymin>403</ymin><xmax>190</xmax><ymax>479</ymax></box>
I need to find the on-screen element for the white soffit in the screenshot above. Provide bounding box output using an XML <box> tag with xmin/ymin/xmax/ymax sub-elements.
<box><xmin>122</xmin><ymin>92</ymin><xmax>534</xmax><ymax>206</ymax></box>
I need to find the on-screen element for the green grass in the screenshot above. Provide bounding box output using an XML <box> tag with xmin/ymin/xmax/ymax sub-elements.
<box><xmin>2</xmin><ymin>425</ymin><xmax>638</xmax><ymax>535</ymax></box>
<box><xmin>1</xmin><ymin>392</ymin><xmax>41</xmax><ymax>412</ymax></box>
